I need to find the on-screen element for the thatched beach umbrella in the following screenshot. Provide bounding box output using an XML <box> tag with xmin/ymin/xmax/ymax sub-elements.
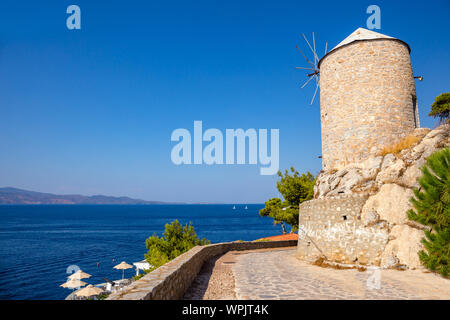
<box><xmin>68</xmin><ymin>270</ymin><xmax>91</xmax><ymax>281</ymax></box>
<box><xmin>60</xmin><ymin>279</ymin><xmax>87</xmax><ymax>289</ymax></box>
<box><xmin>74</xmin><ymin>285</ymin><xmax>103</xmax><ymax>298</ymax></box>
<box><xmin>113</xmin><ymin>261</ymin><xmax>133</xmax><ymax>280</ymax></box>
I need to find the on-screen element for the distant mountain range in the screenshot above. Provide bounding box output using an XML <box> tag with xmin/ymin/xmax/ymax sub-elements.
<box><xmin>0</xmin><ymin>187</ymin><xmax>169</xmax><ymax>205</ymax></box>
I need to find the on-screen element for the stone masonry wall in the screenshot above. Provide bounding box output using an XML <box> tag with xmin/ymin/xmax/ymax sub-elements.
<box><xmin>107</xmin><ymin>240</ymin><xmax>297</xmax><ymax>300</ymax></box>
<box><xmin>297</xmin><ymin>195</ymin><xmax>388</xmax><ymax>265</ymax></box>
<box><xmin>319</xmin><ymin>39</ymin><xmax>418</xmax><ymax>171</ymax></box>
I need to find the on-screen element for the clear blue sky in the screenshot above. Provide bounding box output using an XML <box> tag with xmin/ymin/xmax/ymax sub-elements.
<box><xmin>0</xmin><ymin>0</ymin><xmax>449</xmax><ymax>203</ymax></box>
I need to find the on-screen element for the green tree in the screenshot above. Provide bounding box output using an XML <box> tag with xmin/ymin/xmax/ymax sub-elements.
<box><xmin>144</xmin><ymin>220</ymin><xmax>210</xmax><ymax>272</ymax></box>
<box><xmin>429</xmin><ymin>93</ymin><xmax>450</xmax><ymax>123</ymax></box>
<box><xmin>408</xmin><ymin>148</ymin><xmax>449</xmax><ymax>277</ymax></box>
<box><xmin>260</xmin><ymin>168</ymin><xmax>315</xmax><ymax>232</ymax></box>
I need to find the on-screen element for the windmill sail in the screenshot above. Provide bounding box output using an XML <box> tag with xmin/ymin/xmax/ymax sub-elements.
<box><xmin>296</xmin><ymin>32</ymin><xmax>325</xmax><ymax>105</ymax></box>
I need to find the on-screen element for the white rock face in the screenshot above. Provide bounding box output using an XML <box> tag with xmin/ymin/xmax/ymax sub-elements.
<box><xmin>333</xmin><ymin>168</ymin><xmax>363</xmax><ymax>194</ymax></box>
<box><xmin>376</xmin><ymin>158</ymin><xmax>405</xmax><ymax>184</ymax></box>
<box><xmin>380</xmin><ymin>225</ymin><xmax>424</xmax><ymax>269</ymax></box>
<box><xmin>400</xmin><ymin>161</ymin><xmax>423</xmax><ymax>188</ymax></box>
<box><xmin>361</xmin><ymin>184</ymin><xmax>413</xmax><ymax>226</ymax></box>
<box><xmin>402</xmin><ymin>125</ymin><xmax>448</xmax><ymax>165</ymax></box>
<box><xmin>380</xmin><ymin>154</ymin><xmax>396</xmax><ymax>170</ymax></box>
<box><xmin>360</xmin><ymin>156</ymin><xmax>383</xmax><ymax>179</ymax></box>
<box><xmin>362</xmin><ymin>210</ymin><xmax>379</xmax><ymax>227</ymax></box>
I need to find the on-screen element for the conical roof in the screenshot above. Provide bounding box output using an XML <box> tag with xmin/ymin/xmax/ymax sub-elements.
<box><xmin>318</xmin><ymin>27</ymin><xmax>410</xmax><ymax>68</ymax></box>
<box><xmin>332</xmin><ymin>28</ymin><xmax>395</xmax><ymax>51</ymax></box>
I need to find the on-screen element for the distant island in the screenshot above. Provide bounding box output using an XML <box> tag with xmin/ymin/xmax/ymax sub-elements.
<box><xmin>0</xmin><ymin>187</ymin><xmax>170</xmax><ymax>205</ymax></box>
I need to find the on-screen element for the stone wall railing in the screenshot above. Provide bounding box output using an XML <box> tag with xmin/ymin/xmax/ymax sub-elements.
<box><xmin>107</xmin><ymin>240</ymin><xmax>297</xmax><ymax>300</ymax></box>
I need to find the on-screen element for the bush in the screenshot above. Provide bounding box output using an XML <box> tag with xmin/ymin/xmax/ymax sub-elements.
<box><xmin>97</xmin><ymin>293</ymin><xmax>109</xmax><ymax>300</ymax></box>
<box><xmin>144</xmin><ymin>220</ymin><xmax>210</xmax><ymax>272</ymax></box>
<box><xmin>133</xmin><ymin>273</ymin><xmax>145</xmax><ymax>281</ymax></box>
<box><xmin>408</xmin><ymin>148</ymin><xmax>449</xmax><ymax>277</ymax></box>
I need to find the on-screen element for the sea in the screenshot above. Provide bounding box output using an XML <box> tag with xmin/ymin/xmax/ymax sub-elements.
<box><xmin>0</xmin><ymin>204</ymin><xmax>282</xmax><ymax>300</ymax></box>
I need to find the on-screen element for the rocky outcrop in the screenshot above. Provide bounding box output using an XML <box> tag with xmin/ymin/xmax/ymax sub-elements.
<box><xmin>380</xmin><ymin>225</ymin><xmax>424</xmax><ymax>269</ymax></box>
<box><xmin>375</xmin><ymin>157</ymin><xmax>405</xmax><ymax>185</ymax></box>
<box><xmin>311</xmin><ymin>124</ymin><xmax>449</xmax><ymax>270</ymax></box>
<box><xmin>361</xmin><ymin>184</ymin><xmax>413</xmax><ymax>226</ymax></box>
<box><xmin>314</xmin><ymin>125</ymin><xmax>449</xmax><ymax>199</ymax></box>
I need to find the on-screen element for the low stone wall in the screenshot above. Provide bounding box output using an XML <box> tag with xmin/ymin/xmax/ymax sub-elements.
<box><xmin>107</xmin><ymin>240</ymin><xmax>297</xmax><ymax>300</ymax></box>
<box><xmin>297</xmin><ymin>195</ymin><xmax>389</xmax><ymax>265</ymax></box>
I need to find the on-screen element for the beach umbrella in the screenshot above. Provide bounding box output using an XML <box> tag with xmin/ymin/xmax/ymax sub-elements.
<box><xmin>60</xmin><ymin>279</ymin><xmax>87</xmax><ymax>289</ymax></box>
<box><xmin>113</xmin><ymin>261</ymin><xmax>133</xmax><ymax>280</ymax></box>
<box><xmin>74</xmin><ymin>284</ymin><xmax>103</xmax><ymax>298</ymax></box>
<box><xmin>68</xmin><ymin>270</ymin><xmax>91</xmax><ymax>280</ymax></box>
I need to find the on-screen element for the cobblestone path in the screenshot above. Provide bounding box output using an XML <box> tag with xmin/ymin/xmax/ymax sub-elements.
<box><xmin>231</xmin><ymin>248</ymin><xmax>450</xmax><ymax>300</ymax></box>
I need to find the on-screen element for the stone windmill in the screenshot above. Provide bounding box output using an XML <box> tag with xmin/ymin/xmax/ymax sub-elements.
<box><xmin>295</xmin><ymin>28</ymin><xmax>433</xmax><ymax>269</ymax></box>
<box><xmin>298</xmin><ymin>27</ymin><xmax>421</xmax><ymax>171</ymax></box>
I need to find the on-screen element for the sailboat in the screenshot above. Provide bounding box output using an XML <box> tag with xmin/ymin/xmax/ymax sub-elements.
<box><xmin>244</xmin><ymin>205</ymin><xmax>248</xmax><ymax>210</ymax></box>
<box><xmin>232</xmin><ymin>205</ymin><xmax>236</xmax><ymax>210</ymax></box>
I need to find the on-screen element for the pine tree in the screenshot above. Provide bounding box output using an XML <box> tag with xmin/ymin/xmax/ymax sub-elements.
<box><xmin>408</xmin><ymin>147</ymin><xmax>449</xmax><ymax>277</ymax></box>
<box><xmin>259</xmin><ymin>168</ymin><xmax>315</xmax><ymax>232</ymax></box>
<box><xmin>429</xmin><ymin>93</ymin><xmax>450</xmax><ymax>123</ymax></box>
<box><xmin>418</xmin><ymin>227</ymin><xmax>449</xmax><ymax>277</ymax></box>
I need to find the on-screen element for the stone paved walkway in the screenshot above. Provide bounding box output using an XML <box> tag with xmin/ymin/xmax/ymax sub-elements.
<box><xmin>232</xmin><ymin>249</ymin><xmax>450</xmax><ymax>299</ymax></box>
<box><xmin>231</xmin><ymin>248</ymin><xmax>450</xmax><ymax>300</ymax></box>
<box><xmin>184</xmin><ymin>247</ymin><xmax>450</xmax><ymax>300</ymax></box>
<box><xmin>183</xmin><ymin>252</ymin><xmax>237</xmax><ymax>300</ymax></box>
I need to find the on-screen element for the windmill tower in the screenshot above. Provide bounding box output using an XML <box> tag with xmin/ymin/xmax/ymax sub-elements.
<box><xmin>299</xmin><ymin>28</ymin><xmax>420</xmax><ymax>171</ymax></box>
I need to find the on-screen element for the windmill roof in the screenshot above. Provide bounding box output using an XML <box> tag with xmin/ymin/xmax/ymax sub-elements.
<box><xmin>331</xmin><ymin>28</ymin><xmax>396</xmax><ymax>51</ymax></box>
<box><xmin>318</xmin><ymin>28</ymin><xmax>410</xmax><ymax>68</ymax></box>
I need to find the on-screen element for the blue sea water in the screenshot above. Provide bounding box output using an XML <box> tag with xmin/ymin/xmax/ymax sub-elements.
<box><xmin>0</xmin><ymin>204</ymin><xmax>282</xmax><ymax>300</ymax></box>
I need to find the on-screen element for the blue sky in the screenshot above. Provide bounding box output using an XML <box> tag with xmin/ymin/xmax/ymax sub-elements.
<box><xmin>0</xmin><ymin>0</ymin><xmax>449</xmax><ymax>203</ymax></box>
